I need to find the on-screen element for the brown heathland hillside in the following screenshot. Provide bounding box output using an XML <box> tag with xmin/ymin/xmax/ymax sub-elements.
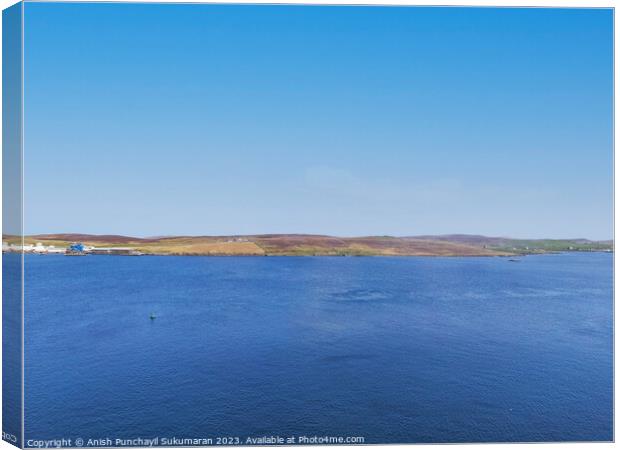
<box><xmin>4</xmin><ymin>233</ymin><xmax>505</xmax><ymax>256</ymax></box>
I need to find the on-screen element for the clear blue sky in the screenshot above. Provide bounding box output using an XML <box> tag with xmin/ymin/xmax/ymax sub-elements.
<box><xmin>23</xmin><ymin>3</ymin><xmax>613</xmax><ymax>239</ymax></box>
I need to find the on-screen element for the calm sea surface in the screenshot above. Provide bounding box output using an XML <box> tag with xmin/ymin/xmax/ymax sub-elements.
<box><xmin>22</xmin><ymin>253</ymin><xmax>612</xmax><ymax>443</ymax></box>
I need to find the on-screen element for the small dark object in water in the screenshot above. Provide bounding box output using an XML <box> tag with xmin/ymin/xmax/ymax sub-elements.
<box><xmin>149</xmin><ymin>313</ymin><xmax>157</xmax><ymax>320</ymax></box>
<box><xmin>508</xmin><ymin>259</ymin><xmax>520</xmax><ymax>262</ymax></box>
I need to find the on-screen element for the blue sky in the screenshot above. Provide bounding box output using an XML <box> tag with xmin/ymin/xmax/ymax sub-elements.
<box><xmin>23</xmin><ymin>3</ymin><xmax>613</xmax><ymax>239</ymax></box>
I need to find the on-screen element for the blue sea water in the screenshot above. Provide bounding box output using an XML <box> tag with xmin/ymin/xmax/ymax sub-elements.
<box><xmin>22</xmin><ymin>253</ymin><xmax>612</xmax><ymax>444</ymax></box>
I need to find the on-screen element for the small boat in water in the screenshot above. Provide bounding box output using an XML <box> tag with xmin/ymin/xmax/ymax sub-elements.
<box><xmin>508</xmin><ymin>259</ymin><xmax>520</xmax><ymax>262</ymax></box>
<box><xmin>149</xmin><ymin>313</ymin><xmax>157</xmax><ymax>320</ymax></box>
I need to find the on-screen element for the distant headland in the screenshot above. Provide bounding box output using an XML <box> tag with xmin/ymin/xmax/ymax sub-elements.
<box><xmin>2</xmin><ymin>234</ymin><xmax>613</xmax><ymax>257</ymax></box>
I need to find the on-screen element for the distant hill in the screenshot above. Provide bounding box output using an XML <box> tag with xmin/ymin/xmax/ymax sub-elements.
<box><xmin>409</xmin><ymin>235</ymin><xmax>613</xmax><ymax>253</ymax></box>
<box><xmin>3</xmin><ymin>233</ymin><xmax>613</xmax><ymax>256</ymax></box>
<box><xmin>30</xmin><ymin>233</ymin><xmax>155</xmax><ymax>244</ymax></box>
<box><xmin>407</xmin><ymin>234</ymin><xmax>514</xmax><ymax>246</ymax></box>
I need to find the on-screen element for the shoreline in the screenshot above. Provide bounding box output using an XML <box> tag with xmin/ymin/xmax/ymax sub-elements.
<box><xmin>6</xmin><ymin>249</ymin><xmax>613</xmax><ymax>257</ymax></box>
<box><xmin>3</xmin><ymin>233</ymin><xmax>613</xmax><ymax>258</ymax></box>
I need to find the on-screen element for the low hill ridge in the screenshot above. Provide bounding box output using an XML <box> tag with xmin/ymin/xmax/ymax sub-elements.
<box><xmin>4</xmin><ymin>233</ymin><xmax>612</xmax><ymax>256</ymax></box>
